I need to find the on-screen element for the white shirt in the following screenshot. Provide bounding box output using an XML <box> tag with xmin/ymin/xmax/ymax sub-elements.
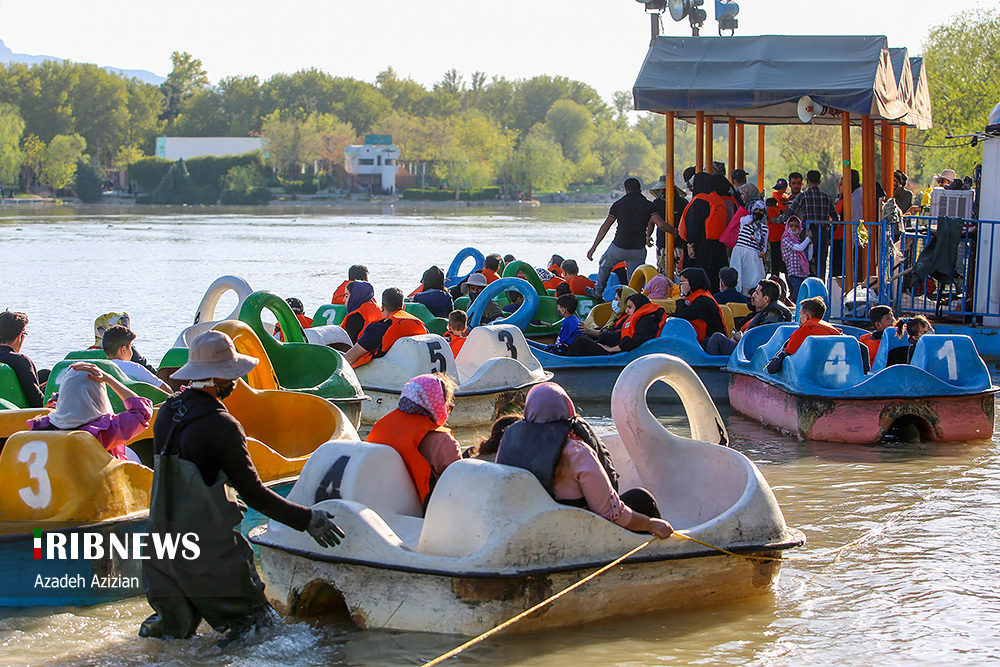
<box><xmin>112</xmin><ymin>359</ymin><xmax>163</xmax><ymax>387</ymax></box>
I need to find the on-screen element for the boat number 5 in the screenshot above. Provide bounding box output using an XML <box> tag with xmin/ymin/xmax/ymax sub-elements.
<box><xmin>426</xmin><ymin>340</ymin><xmax>447</xmax><ymax>373</ymax></box>
<box><xmin>497</xmin><ymin>330</ymin><xmax>518</xmax><ymax>359</ymax></box>
<box><xmin>17</xmin><ymin>440</ymin><xmax>52</xmax><ymax>510</ymax></box>
<box><xmin>823</xmin><ymin>342</ymin><xmax>850</xmax><ymax>384</ymax></box>
<box><xmin>936</xmin><ymin>339</ymin><xmax>958</xmax><ymax>381</ymax></box>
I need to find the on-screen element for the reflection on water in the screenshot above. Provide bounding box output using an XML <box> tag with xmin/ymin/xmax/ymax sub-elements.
<box><xmin>1</xmin><ymin>209</ymin><xmax>998</xmax><ymax>666</ymax></box>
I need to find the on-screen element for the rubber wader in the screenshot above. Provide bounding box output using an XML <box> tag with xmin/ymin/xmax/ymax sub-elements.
<box><xmin>140</xmin><ymin>395</ymin><xmax>272</xmax><ymax>639</ymax></box>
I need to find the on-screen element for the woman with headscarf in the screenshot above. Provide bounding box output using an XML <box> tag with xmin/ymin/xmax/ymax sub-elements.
<box><xmin>365</xmin><ymin>373</ymin><xmax>461</xmax><ymax>506</ymax></box>
<box><xmin>729</xmin><ymin>199</ymin><xmax>768</xmax><ymax>293</ymax></box>
<box><xmin>496</xmin><ymin>383</ymin><xmax>673</xmax><ymax>538</ymax></box>
<box><xmin>672</xmin><ymin>268</ymin><xmax>727</xmax><ymax>345</ymax></box>
<box><xmin>29</xmin><ymin>361</ymin><xmax>153</xmax><ymax>460</ymax></box>
<box><xmin>411</xmin><ymin>265</ymin><xmax>454</xmax><ymax>318</ymax></box>
<box><xmin>679</xmin><ymin>172</ymin><xmax>730</xmax><ymax>288</ymax></box>
<box><xmin>643</xmin><ymin>273</ymin><xmax>671</xmax><ymax>300</ymax></box>
<box><xmin>568</xmin><ymin>292</ymin><xmax>666</xmax><ymax>356</ymax></box>
<box><xmin>342</xmin><ymin>280</ymin><xmax>381</xmax><ymax>344</ymax></box>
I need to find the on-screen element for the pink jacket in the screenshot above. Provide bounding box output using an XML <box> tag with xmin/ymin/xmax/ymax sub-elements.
<box><xmin>29</xmin><ymin>396</ymin><xmax>153</xmax><ymax>460</ymax></box>
<box><xmin>552</xmin><ymin>437</ymin><xmax>633</xmax><ymax>527</ymax></box>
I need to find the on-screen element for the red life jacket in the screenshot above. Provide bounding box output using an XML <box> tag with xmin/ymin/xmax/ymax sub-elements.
<box><xmin>543</xmin><ymin>274</ymin><xmax>566</xmax><ymax>291</ymax></box>
<box><xmin>365</xmin><ymin>409</ymin><xmax>452</xmax><ymax>503</ymax></box>
<box><xmin>784</xmin><ymin>318</ymin><xmax>842</xmax><ymax>355</ymax></box>
<box><xmin>346</xmin><ymin>300</ymin><xmax>382</xmax><ymax>339</ymax></box>
<box><xmin>684</xmin><ymin>288</ymin><xmax>727</xmax><ymax>342</ymax></box>
<box><xmin>548</xmin><ymin>263</ymin><xmax>567</xmax><ymax>279</ymax></box>
<box><xmin>351</xmin><ymin>310</ymin><xmax>428</xmax><ymax>367</ymax></box>
<box><xmin>859</xmin><ymin>332</ymin><xmax>880</xmax><ymax>365</ymax></box>
<box><xmin>444</xmin><ymin>330</ymin><xmax>467</xmax><ymax>357</ymax></box>
<box><xmin>479</xmin><ymin>269</ymin><xmax>500</xmax><ymax>284</ymax></box>
<box><xmin>768</xmin><ymin>190</ymin><xmax>788</xmax><ymax>242</ymax></box>
<box><xmin>567</xmin><ymin>275</ymin><xmax>595</xmax><ymax>296</ymax></box>
<box><xmin>621</xmin><ymin>302</ymin><xmax>667</xmax><ymax>343</ymax></box>
<box><xmin>331</xmin><ymin>280</ymin><xmax>350</xmax><ymax>305</ymax></box>
<box><xmin>274</xmin><ymin>313</ymin><xmax>314</xmax><ymax>341</ymax></box>
<box><xmin>679</xmin><ymin>192</ymin><xmax>728</xmax><ymax>241</ymax></box>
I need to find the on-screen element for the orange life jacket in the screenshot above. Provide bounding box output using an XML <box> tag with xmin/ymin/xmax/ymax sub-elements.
<box><xmin>351</xmin><ymin>309</ymin><xmax>428</xmax><ymax>367</ymax></box>
<box><xmin>548</xmin><ymin>263</ymin><xmax>567</xmax><ymax>279</ymax></box>
<box><xmin>784</xmin><ymin>318</ymin><xmax>842</xmax><ymax>355</ymax></box>
<box><xmin>408</xmin><ymin>284</ymin><xmax>423</xmax><ymax>298</ymax></box>
<box><xmin>834</xmin><ymin>199</ymin><xmax>847</xmax><ymax>240</ymax></box>
<box><xmin>566</xmin><ymin>275</ymin><xmax>594</xmax><ymax>296</ymax></box>
<box><xmin>679</xmin><ymin>192</ymin><xmax>728</xmax><ymax>241</ymax></box>
<box><xmin>767</xmin><ymin>190</ymin><xmax>788</xmax><ymax>243</ymax></box>
<box><xmin>274</xmin><ymin>313</ymin><xmax>314</xmax><ymax>341</ymax></box>
<box><xmin>331</xmin><ymin>280</ymin><xmax>350</xmax><ymax>305</ymax></box>
<box><xmin>365</xmin><ymin>409</ymin><xmax>452</xmax><ymax>503</ymax></box>
<box><xmin>444</xmin><ymin>330</ymin><xmax>467</xmax><ymax>357</ymax></box>
<box><xmin>621</xmin><ymin>302</ymin><xmax>667</xmax><ymax>343</ymax></box>
<box><xmin>346</xmin><ymin>300</ymin><xmax>382</xmax><ymax>339</ymax></box>
<box><xmin>684</xmin><ymin>288</ymin><xmax>727</xmax><ymax>342</ymax></box>
<box><xmin>859</xmin><ymin>332</ymin><xmax>880</xmax><ymax>365</ymax></box>
<box><xmin>543</xmin><ymin>274</ymin><xmax>566</xmax><ymax>291</ymax></box>
<box><xmin>479</xmin><ymin>269</ymin><xmax>500</xmax><ymax>284</ymax></box>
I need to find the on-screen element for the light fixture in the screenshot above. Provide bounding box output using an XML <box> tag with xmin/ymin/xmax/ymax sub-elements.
<box><xmin>715</xmin><ymin>0</ymin><xmax>739</xmax><ymax>34</ymax></box>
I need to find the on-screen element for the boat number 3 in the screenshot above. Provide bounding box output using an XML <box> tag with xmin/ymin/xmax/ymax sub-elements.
<box><xmin>497</xmin><ymin>330</ymin><xmax>518</xmax><ymax>359</ymax></box>
<box><xmin>823</xmin><ymin>342</ymin><xmax>850</xmax><ymax>384</ymax></box>
<box><xmin>936</xmin><ymin>339</ymin><xmax>958</xmax><ymax>380</ymax></box>
<box><xmin>426</xmin><ymin>340</ymin><xmax>447</xmax><ymax>373</ymax></box>
<box><xmin>17</xmin><ymin>440</ymin><xmax>52</xmax><ymax>510</ymax></box>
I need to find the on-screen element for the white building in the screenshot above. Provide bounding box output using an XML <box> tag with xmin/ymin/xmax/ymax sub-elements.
<box><xmin>156</xmin><ymin>137</ymin><xmax>267</xmax><ymax>160</ymax></box>
<box><xmin>344</xmin><ymin>135</ymin><xmax>399</xmax><ymax>194</ymax></box>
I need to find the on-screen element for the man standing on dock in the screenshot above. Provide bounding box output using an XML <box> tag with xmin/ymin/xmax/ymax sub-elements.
<box><xmin>588</xmin><ymin>178</ymin><xmax>666</xmax><ymax>296</ymax></box>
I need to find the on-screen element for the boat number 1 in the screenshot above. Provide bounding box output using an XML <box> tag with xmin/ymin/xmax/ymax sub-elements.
<box><xmin>17</xmin><ymin>440</ymin><xmax>52</xmax><ymax>510</ymax></box>
<box><xmin>936</xmin><ymin>339</ymin><xmax>958</xmax><ymax>380</ymax></box>
<box><xmin>426</xmin><ymin>340</ymin><xmax>447</xmax><ymax>373</ymax></box>
<box><xmin>823</xmin><ymin>342</ymin><xmax>850</xmax><ymax>384</ymax></box>
<box><xmin>497</xmin><ymin>330</ymin><xmax>518</xmax><ymax>359</ymax></box>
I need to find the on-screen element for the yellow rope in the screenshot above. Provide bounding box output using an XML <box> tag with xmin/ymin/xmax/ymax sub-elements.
<box><xmin>419</xmin><ymin>537</ymin><xmax>658</xmax><ymax>667</ymax></box>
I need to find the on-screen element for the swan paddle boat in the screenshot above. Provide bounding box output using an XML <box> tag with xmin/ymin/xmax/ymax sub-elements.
<box><xmin>354</xmin><ymin>323</ymin><xmax>551</xmax><ymax>427</ymax></box>
<box><xmin>727</xmin><ymin>322</ymin><xmax>997</xmax><ymax>443</ymax></box>
<box><xmin>251</xmin><ymin>354</ymin><xmax>804</xmax><ymax>635</ymax></box>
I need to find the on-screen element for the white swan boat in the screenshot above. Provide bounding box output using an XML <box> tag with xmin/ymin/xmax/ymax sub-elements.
<box><xmin>251</xmin><ymin>354</ymin><xmax>804</xmax><ymax>635</ymax></box>
<box><xmin>353</xmin><ymin>324</ymin><xmax>552</xmax><ymax>427</ymax></box>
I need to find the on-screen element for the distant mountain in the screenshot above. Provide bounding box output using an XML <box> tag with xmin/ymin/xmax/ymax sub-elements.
<box><xmin>0</xmin><ymin>38</ymin><xmax>166</xmax><ymax>85</ymax></box>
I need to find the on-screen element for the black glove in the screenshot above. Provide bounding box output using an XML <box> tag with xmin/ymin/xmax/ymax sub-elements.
<box><xmin>766</xmin><ymin>350</ymin><xmax>788</xmax><ymax>374</ymax></box>
<box><xmin>307</xmin><ymin>508</ymin><xmax>346</xmax><ymax>548</ymax></box>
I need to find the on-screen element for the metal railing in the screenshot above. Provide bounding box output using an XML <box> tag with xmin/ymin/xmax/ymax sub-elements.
<box><xmin>797</xmin><ymin>215</ymin><xmax>1000</xmax><ymax>324</ymax></box>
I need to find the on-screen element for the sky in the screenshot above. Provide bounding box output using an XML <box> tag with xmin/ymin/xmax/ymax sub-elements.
<box><xmin>0</xmin><ymin>0</ymin><xmax>989</xmax><ymax>103</ymax></box>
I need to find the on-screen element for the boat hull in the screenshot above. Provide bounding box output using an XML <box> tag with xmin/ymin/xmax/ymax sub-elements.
<box><xmin>361</xmin><ymin>388</ymin><xmax>527</xmax><ymax>428</ymax></box>
<box><xmin>728</xmin><ymin>373</ymin><xmax>996</xmax><ymax>443</ymax></box>
<box><xmin>548</xmin><ymin>364</ymin><xmax>729</xmax><ymax>405</ymax></box>
<box><xmin>255</xmin><ymin>536</ymin><xmax>796</xmax><ymax>635</ymax></box>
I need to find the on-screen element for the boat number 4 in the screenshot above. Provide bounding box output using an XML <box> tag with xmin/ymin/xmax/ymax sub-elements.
<box><xmin>823</xmin><ymin>342</ymin><xmax>850</xmax><ymax>384</ymax></box>
<box><xmin>936</xmin><ymin>339</ymin><xmax>958</xmax><ymax>381</ymax></box>
<box><xmin>17</xmin><ymin>440</ymin><xmax>52</xmax><ymax>510</ymax></box>
<box><xmin>498</xmin><ymin>330</ymin><xmax>518</xmax><ymax>359</ymax></box>
<box><xmin>426</xmin><ymin>340</ymin><xmax>447</xmax><ymax>373</ymax></box>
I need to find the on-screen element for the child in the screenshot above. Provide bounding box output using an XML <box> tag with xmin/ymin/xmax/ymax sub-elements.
<box><xmin>561</xmin><ymin>259</ymin><xmax>595</xmax><ymax>296</ymax></box>
<box><xmin>781</xmin><ymin>216</ymin><xmax>812</xmax><ymax>301</ymax></box>
<box><xmin>887</xmin><ymin>315</ymin><xmax>934</xmax><ymax>367</ymax></box>
<box><xmin>543</xmin><ymin>294</ymin><xmax>582</xmax><ymax>355</ymax></box>
<box><xmin>103</xmin><ymin>325</ymin><xmax>170</xmax><ymax>391</ymax></box>
<box><xmin>444</xmin><ymin>309</ymin><xmax>469</xmax><ymax>357</ymax></box>
<box><xmin>554</xmin><ymin>282</ymin><xmax>571</xmax><ymax>297</ymax></box>
<box><xmin>766</xmin><ymin>296</ymin><xmax>840</xmax><ymax>373</ymax></box>
<box><xmin>29</xmin><ymin>361</ymin><xmax>153</xmax><ymax>460</ymax></box>
<box><xmin>463</xmin><ymin>414</ymin><xmax>521</xmax><ymax>463</ymax></box>
<box><xmin>859</xmin><ymin>305</ymin><xmax>895</xmax><ymax>366</ymax></box>
<box><xmin>502</xmin><ymin>290</ymin><xmax>524</xmax><ymax>314</ymax></box>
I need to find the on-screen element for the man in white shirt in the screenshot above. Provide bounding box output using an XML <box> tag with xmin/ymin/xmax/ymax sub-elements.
<box><xmin>103</xmin><ymin>325</ymin><xmax>170</xmax><ymax>392</ymax></box>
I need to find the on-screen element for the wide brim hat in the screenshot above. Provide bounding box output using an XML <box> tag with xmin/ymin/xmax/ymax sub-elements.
<box><xmin>171</xmin><ymin>330</ymin><xmax>258</xmax><ymax>381</ymax></box>
<box><xmin>940</xmin><ymin>169</ymin><xmax>957</xmax><ymax>181</ymax></box>
<box><xmin>649</xmin><ymin>175</ymin><xmax>668</xmax><ymax>192</ymax></box>
<box><xmin>461</xmin><ymin>272</ymin><xmax>489</xmax><ymax>295</ymax></box>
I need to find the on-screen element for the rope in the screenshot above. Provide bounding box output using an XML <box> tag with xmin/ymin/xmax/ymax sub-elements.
<box><xmin>419</xmin><ymin>537</ymin><xmax>657</xmax><ymax>667</ymax></box>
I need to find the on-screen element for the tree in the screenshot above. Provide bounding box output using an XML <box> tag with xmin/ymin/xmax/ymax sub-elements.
<box><xmin>435</xmin><ymin>111</ymin><xmax>514</xmax><ymax>199</ymax></box>
<box><xmin>612</xmin><ymin>90</ymin><xmax>633</xmax><ymax>120</ymax></box>
<box><xmin>220</xmin><ymin>164</ymin><xmax>270</xmax><ymax>205</ymax></box>
<box><xmin>74</xmin><ymin>157</ymin><xmax>104</xmax><ymax>202</ymax></box>
<box><xmin>376</xmin><ymin>68</ymin><xmax>430</xmax><ymax>116</ymax></box>
<box><xmin>150</xmin><ymin>158</ymin><xmax>195</xmax><ymax>204</ymax></box>
<box><xmin>172</xmin><ymin>88</ymin><xmax>228</xmax><ymax>136</ymax></box>
<box><xmin>161</xmin><ymin>51</ymin><xmax>209</xmax><ymax>122</ymax></box>
<box><xmin>921</xmin><ymin>8</ymin><xmax>1000</xmax><ymax>181</ymax></box>
<box><xmin>0</xmin><ymin>103</ymin><xmax>25</xmax><ymax>185</ymax></box>
<box><xmin>544</xmin><ymin>99</ymin><xmax>595</xmax><ymax>163</ymax></box>
<box><xmin>40</xmin><ymin>133</ymin><xmax>86</xmax><ymax>191</ymax></box>
<box><xmin>593</xmin><ymin>120</ymin><xmax>659</xmax><ymax>187</ymax></box>
<box><xmin>510</xmin><ymin>129</ymin><xmax>568</xmax><ymax>200</ymax></box>
<box><xmin>20</xmin><ymin>133</ymin><xmax>45</xmax><ymax>190</ymax></box>
<box><xmin>218</xmin><ymin>75</ymin><xmax>265</xmax><ymax>136</ymax></box>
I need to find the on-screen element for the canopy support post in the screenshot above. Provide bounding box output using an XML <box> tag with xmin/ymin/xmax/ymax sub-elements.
<box><xmin>728</xmin><ymin>117</ymin><xmax>736</xmax><ymax>177</ymax></box>
<box><xmin>899</xmin><ymin>126</ymin><xmax>907</xmax><ymax>174</ymax></box>
<box><xmin>757</xmin><ymin>125</ymin><xmax>765</xmax><ymax>193</ymax></box>
<box><xmin>696</xmin><ymin>111</ymin><xmax>705</xmax><ymax>173</ymax></box>
<box><xmin>665</xmin><ymin>111</ymin><xmax>676</xmax><ymax>279</ymax></box>
<box><xmin>861</xmin><ymin>115</ymin><xmax>876</xmax><ymax>281</ymax></box>
<box><xmin>705</xmin><ymin>116</ymin><xmax>714</xmax><ymax>172</ymax></box>
<box><xmin>736</xmin><ymin>124</ymin><xmax>745</xmax><ymax>170</ymax></box>
<box><xmin>842</xmin><ymin>112</ymin><xmax>854</xmax><ymax>293</ymax></box>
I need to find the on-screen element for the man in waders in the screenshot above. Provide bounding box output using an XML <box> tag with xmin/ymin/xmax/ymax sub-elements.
<box><xmin>139</xmin><ymin>330</ymin><xmax>345</xmax><ymax>640</ymax></box>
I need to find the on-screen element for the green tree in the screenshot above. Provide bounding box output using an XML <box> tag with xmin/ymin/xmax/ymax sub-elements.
<box><xmin>161</xmin><ymin>51</ymin><xmax>209</xmax><ymax>122</ymax></box>
<box><xmin>435</xmin><ymin>111</ymin><xmax>514</xmax><ymax>199</ymax></box>
<box><xmin>544</xmin><ymin>99</ymin><xmax>595</xmax><ymax>163</ymax></box>
<box><xmin>594</xmin><ymin>120</ymin><xmax>659</xmax><ymax>187</ymax></box>
<box><xmin>172</xmin><ymin>87</ymin><xmax>228</xmax><ymax>136</ymax></box>
<box><xmin>68</xmin><ymin>64</ymin><xmax>130</xmax><ymax>162</ymax></box>
<box><xmin>218</xmin><ymin>75</ymin><xmax>264</xmax><ymax>136</ymax></box>
<box><xmin>20</xmin><ymin>133</ymin><xmax>45</xmax><ymax>190</ymax></box>
<box><xmin>74</xmin><ymin>157</ymin><xmax>104</xmax><ymax>202</ymax></box>
<box><xmin>40</xmin><ymin>133</ymin><xmax>86</xmax><ymax>191</ymax></box>
<box><xmin>220</xmin><ymin>164</ymin><xmax>270</xmax><ymax>205</ymax></box>
<box><xmin>510</xmin><ymin>129</ymin><xmax>568</xmax><ymax>199</ymax></box>
<box><xmin>0</xmin><ymin>103</ymin><xmax>25</xmax><ymax>185</ymax></box>
<box><xmin>150</xmin><ymin>158</ymin><xmax>195</xmax><ymax>204</ymax></box>
<box><xmin>376</xmin><ymin>68</ymin><xmax>430</xmax><ymax>116</ymax></box>
<box><xmin>921</xmin><ymin>8</ymin><xmax>1000</xmax><ymax>181</ymax></box>
<box><xmin>612</xmin><ymin>90</ymin><xmax>633</xmax><ymax>120</ymax></box>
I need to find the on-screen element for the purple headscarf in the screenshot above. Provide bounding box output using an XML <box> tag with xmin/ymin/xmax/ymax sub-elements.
<box><xmin>398</xmin><ymin>374</ymin><xmax>451</xmax><ymax>425</ymax></box>
<box><xmin>345</xmin><ymin>280</ymin><xmax>376</xmax><ymax>314</ymax></box>
<box><xmin>523</xmin><ymin>382</ymin><xmax>575</xmax><ymax>424</ymax></box>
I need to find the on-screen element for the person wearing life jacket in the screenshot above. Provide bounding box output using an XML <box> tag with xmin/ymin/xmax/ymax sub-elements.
<box><xmin>548</xmin><ymin>254</ymin><xmax>567</xmax><ymax>279</ymax></box>
<box><xmin>859</xmin><ymin>305</ymin><xmax>895</xmax><ymax>366</ymax></box>
<box><xmin>767</xmin><ymin>179</ymin><xmax>789</xmax><ymax>275</ymax></box>
<box><xmin>342</xmin><ymin>281</ymin><xmax>382</xmax><ymax>344</ymax></box>
<box><xmin>331</xmin><ymin>264</ymin><xmax>369</xmax><ymax>305</ymax></box>
<box><xmin>678</xmin><ymin>173</ymin><xmax>730</xmax><ymax>289</ymax></box>
<box><xmin>886</xmin><ymin>315</ymin><xmax>933</xmax><ymax>367</ymax></box>
<box><xmin>478</xmin><ymin>254</ymin><xmax>502</xmax><ymax>283</ymax></box>
<box><xmin>568</xmin><ymin>293</ymin><xmax>666</xmax><ymax>356</ymax></box>
<box><xmin>496</xmin><ymin>382</ymin><xmax>673</xmax><ymax>539</ymax></box>
<box><xmin>561</xmin><ymin>258</ymin><xmax>595</xmax><ymax>296</ymax></box>
<box><xmin>344</xmin><ymin>287</ymin><xmax>428</xmax><ymax>368</ymax></box>
<box><xmin>537</xmin><ymin>266</ymin><xmax>566</xmax><ymax>291</ymax></box>
<box><xmin>765</xmin><ymin>297</ymin><xmax>843</xmax><ymax>374</ymax></box>
<box><xmin>365</xmin><ymin>373</ymin><xmax>461</xmax><ymax>506</ymax></box>
<box><xmin>410</xmin><ymin>265</ymin><xmax>454</xmax><ymax>318</ymax></box>
<box><xmin>672</xmin><ymin>267</ymin><xmax>727</xmax><ymax>344</ymax></box>
<box><xmin>273</xmin><ymin>297</ymin><xmax>313</xmax><ymax>342</ymax></box>
<box><xmin>464</xmin><ymin>272</ymin><xmax>505</xmax><ymax>324</ymax></box>
<box><xmin>140</xmin><ymin>331</ymin><xmax>344</xmax><ymax>641</ymax></box>
<box><xmin>703</xmin><ymin>278</ymin><xmax>791</xmax><ymax>356</ymax></box>
<box><xmin>443</xmin><ymin>309</ymin><xmax>469</xmax><ymax>357</ymax></box>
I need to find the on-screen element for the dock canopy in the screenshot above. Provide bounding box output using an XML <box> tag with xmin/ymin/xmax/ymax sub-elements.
<box><xmin>633</xmin><ymin>35</ymin><xmax>908</xmax><ymax>125</ymax></box>
<box><xmin>908</xmin><ymin>56</ymin><xmax>933</xmax><ymax>130</ymax></box>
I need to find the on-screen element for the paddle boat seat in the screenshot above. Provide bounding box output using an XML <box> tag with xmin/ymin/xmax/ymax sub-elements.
<box><xmin>44</xmin><ymin>359</ymin><xmax>169</xmax><ymax>412</ymax></box>
<box><xmin>781</xmin><ymin>335</ymin><xmax>868</xmax><ymax>391</ymax></box>
<box><xmin>355</xmin><ymin>334</ymin><xmax>458</xmax><ymax>388</ymax></box>
<box><xmin>454</xmin><ymin>325</ymin><xmax>543</xmax><ymax>387</ymax></box>
<box><xmin>0</xmin><ymin>431</ymin><xmax>151</xmax><ymax>523</ymax></box>
<box><xmin>0</xmin><ymin>364</ymin><xmax>29</xmax><ymax>409</ymax></box>
<box><xmin>746</xmin><ymin>324</ymin><xmax>798</xmax><ymax>367</ymax></box>
<box><xmin>312</xmin><ymin>303</ymin><xmax>347</xmax><ymax>327</ymax></box>
<box><xmin>908</xmin><ymin>334</ymin><xmax>992</xmax><ymax>392</ymax></box>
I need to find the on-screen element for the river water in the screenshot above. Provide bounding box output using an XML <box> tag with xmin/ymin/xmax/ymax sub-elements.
<box><xmin>1</xmin><ymin>206</ymin><xmax>999</xmax><ymax>666</ymax></box>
